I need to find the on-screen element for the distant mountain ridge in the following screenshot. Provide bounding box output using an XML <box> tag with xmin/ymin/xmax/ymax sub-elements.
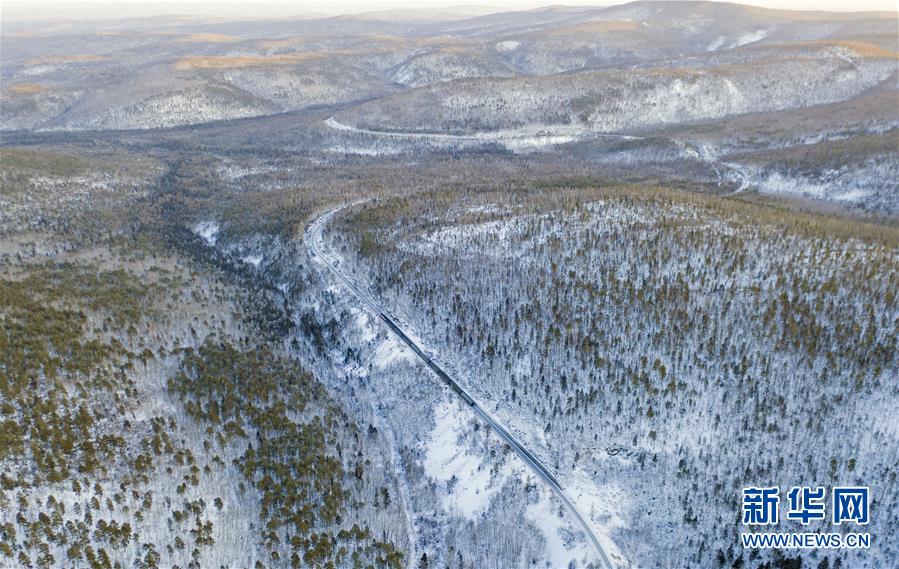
<box><xmin>2</xmin><ymin>1</ymin><xmax>896</xmax><ymax>132</ymax></box>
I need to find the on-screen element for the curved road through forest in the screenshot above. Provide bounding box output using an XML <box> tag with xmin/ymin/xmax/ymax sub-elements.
<box><xmin>306</xmin><ymin>206</ymin><xmax>615</xmax><ymax>569</ymax></box>
<box><xmin>327</xmin><ymin>117</ymin><xmax>754</xmax><ymax>193</ymax></box>
<box><xmin>325</xmin><ymin>116</ymin><xmax>642</xmax><ymax>143</ymax></box>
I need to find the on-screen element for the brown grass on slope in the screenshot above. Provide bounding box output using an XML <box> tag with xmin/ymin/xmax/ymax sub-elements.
<box><xmin>173</xmin><ymin>52</ymin><xmax>325</xmax><ymax>70</ymax></box>
<box><xmin>175</xmin><ymin>33</ymin><xmax>242</xmax><ymax>43</ymax></box>
<box><xmin>3</xmin><ymin>83</ymin><xmax>48</xmax><ymax>96</ymax></box>
<box><xmin>25</xmin><ymin>54</ymin><xmax>108</xmax><ymax>64</ymax></box>
<box><xmin>794</xmin><ymin>40</ymin><xmax>899</xmax><ymax>59</ymax></box>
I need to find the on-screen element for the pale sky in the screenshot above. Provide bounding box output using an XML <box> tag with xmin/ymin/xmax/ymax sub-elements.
<box><xmin>2</xmin><ymin>0</ymin><xmax>896</xmax><ymax>22</ymax></box>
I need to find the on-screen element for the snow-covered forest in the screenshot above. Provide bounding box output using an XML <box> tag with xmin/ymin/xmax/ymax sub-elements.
<box><xmin>0</xmin><ymin>150</ymin><xmax>414</xmax><ymax>568</ymax></box>
<box><xmin>2</xmin><ymin>1</ymin><xmax>897</xmax><ymax>567</ymax></box>
<box><xmin>329</xmin><ymin>186</ymin><xmax>899</xmax><ymax>568</ymax></box>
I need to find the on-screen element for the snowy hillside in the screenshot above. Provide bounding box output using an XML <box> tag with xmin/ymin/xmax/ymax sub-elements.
<box><xmin>330</xmin><ymin>188</ymin><xmax>899</xmax><ymax>568</ymax></box>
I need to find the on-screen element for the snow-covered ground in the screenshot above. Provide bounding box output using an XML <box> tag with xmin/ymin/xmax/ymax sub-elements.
<box><xmin>193</xmin><ymin>219</ymin><xmax>220</xmax><ymax>245</ymax></box>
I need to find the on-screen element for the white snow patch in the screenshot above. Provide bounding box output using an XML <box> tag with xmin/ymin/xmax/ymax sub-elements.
<box><xmin>327</xmin><ymin>144</ymin><xmax>402</xmax><ymax>156</ymax></box>
<box><xmin>193</xmin><ymin>220</ymin><xmax>219</xmax><ymax>246</ymax></box>
<box><xmin>564</xmin><ymin>470</ymin><xmax>629</xmax><ymax>566</ymax></box>
<box><xmin>707</xmin><ymin>29</ymin><xmax>768</xmax><ymax>51</ymax></box>
<box><xmin>706</xmin><ymin>36</ymin><xmax>727</xmax><ymax>52</ymax></box>
<box><xmin>526</xmin><ymin>490</ymin><xmax>593</xmax><ymax>568</ymax></box>
<box><xmin>372</xmin><ymin>335</ymin><xmax>417</xmax><ymax>370</ymax></box>
<box><xmin>502</xmin><ymin>134</ymin><xmax>577</xmax><ymax>153</ymax></box>
<box><xmin>241</xmin><ymin>254</ymin><xmax>263</xmax><ymax>268</ymax></box>
<box><xmin>354</xmin><ymin>308</ymin><xmax>378</xmax><ymax>343</ymax></box>
<box><xmin>833</xmin><ymin>189</ymin><xmax>869</xmax><ymax>202</ymax></box>
<box><xmin>495</xmin><ymin>40</ymin><xmax>521</xmax><ymax>53</ymax></box>
<box><xmin>22</xmin><ymin>64</ymin><xmax>58</xmax><ymax>76</ymax></box>
<box><xmin>734</xmin><ymin>28</ymin><xmax>769</xmax><ymax>47</ymax></box>
<box><xmin>423</xmin><ymin>401</ymin><xmax>504</xmax><ymax>519</ymax></box>
<box><xmin>756</xmin><ymin>172</ymin><xmax>829</xmax><ymax>198</ymax></box>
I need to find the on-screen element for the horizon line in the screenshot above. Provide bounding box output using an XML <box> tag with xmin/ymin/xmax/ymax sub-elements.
<box><xmin>2</xmin><ymin>0</ymin><xmax>897</xmax><ymax>25</ymax></box>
